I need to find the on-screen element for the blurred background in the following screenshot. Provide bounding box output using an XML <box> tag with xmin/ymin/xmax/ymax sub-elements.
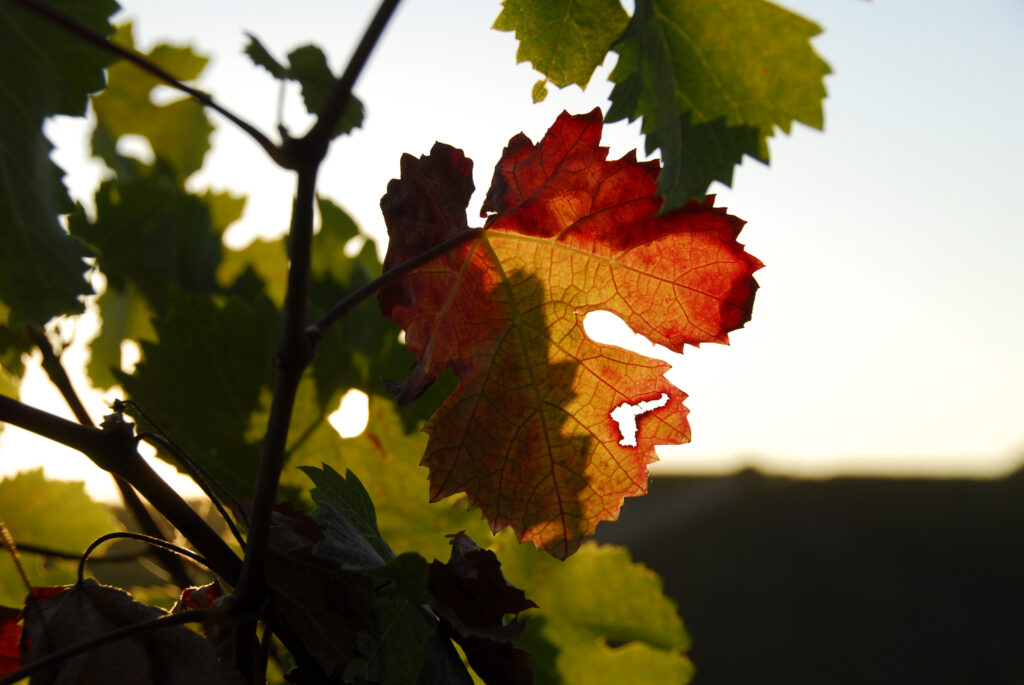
<box><xmin>2</xmin><ymin>1</ymin><xmax>1022</xmax><ymax>682</ymax></box>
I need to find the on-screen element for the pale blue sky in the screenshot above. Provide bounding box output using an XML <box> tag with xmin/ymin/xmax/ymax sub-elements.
<box><xmin>4</xmin><ymin>0</ymin><xmax>1023</xmax><ymax>499</ymax></box>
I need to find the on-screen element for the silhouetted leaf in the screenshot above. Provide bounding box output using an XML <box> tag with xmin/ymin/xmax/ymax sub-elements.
<box><xmin>20</xmin><ymin>579</ymin><xmax>243</xmax><ymax>684</ymax></box>
<box><xmin>429</xmin><ymin>532</ymin><xmax>536</xmax><ymax>685</ymax></box>
<box><xmin>0</xmin><ymin>0</ymin><xmax>116</xmax><ymax>332</ymax></box>
<box><xmin>262</xmin><ymin>504</ymin><xmax>376</xmax><ymax>678</ymax></box>
<box><xmin>243</xmin><ymin>35</ymin><xmax>363</xmax><ymax>137</ymax></box>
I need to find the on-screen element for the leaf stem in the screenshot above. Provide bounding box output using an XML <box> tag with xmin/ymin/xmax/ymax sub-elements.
<box><xmin>308</xmin><ymin>227</ymin><xmax>483</xmax><ymax>343</ymax></box>
<box><xmin>27</xmin><ymin>325</ymin><xmax>194</xmax><ymax>588</ymax></box>
<box><xmin>0</xmin><ymin>608</ymin><xmax>221</xmax><ymax>685</ymax></box>
<box><xmin>7</xmin><ymin>0</ymin><xmax>287</xmax><ymax>167</ymax></box>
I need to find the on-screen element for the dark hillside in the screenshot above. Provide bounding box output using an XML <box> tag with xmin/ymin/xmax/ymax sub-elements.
<box><xmin>595</xmin><ymin>467</ymin><xmax>1024</xmax><ymax>685</ymax></box>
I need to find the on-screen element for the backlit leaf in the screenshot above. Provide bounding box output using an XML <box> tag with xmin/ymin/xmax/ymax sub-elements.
<box><xmin>496</xmin><ymin>540</ymin><xmax>693</xmax><ymax>684</ymax></box>
<box><xmin>494</xmin><ymin>0</ymin><xmax>628</xmax><ymax>98</ymax></box>
<box><xmin>0</xmin><ymin>470</ymin><xmax>119</xmax><ymax>607</ymax></box>
<box><xmin>92</xmin><ymin>23</ymin><xmax>212</xmax><ymax>181</ymax></box>
<box><xmin>70</xmin><ymin>177</ymin><xmax>242</xmax><ymax>390</ymax></box>
<box><xmin>380</xmin><ymin>109</ymin><xmax>760</xmax><ymax>557</ymax></box>
<box><xmin>607</xmin><ymin>0</ymin><xmax>829</xmax><ymax>207</ymax></box>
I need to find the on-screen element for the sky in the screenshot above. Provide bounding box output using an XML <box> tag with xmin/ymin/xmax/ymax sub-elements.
<box><xmin>2</xmin><ymin>0</ymin><xmax>1023</xmax><ymax>501</ymax></box>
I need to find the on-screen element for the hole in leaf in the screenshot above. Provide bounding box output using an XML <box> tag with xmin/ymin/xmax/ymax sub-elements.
<box><xmin>610</xmin><ymin>393</ymin><xmax>670</xmax><ymax>447</ymax></box>
<box><xmin>328</xmin><ymin>389</ymin><xmax>369</xmax><ymax>438</ymax></box>
<box><xmin>582</xmin><ymin>311</ymin><xmax>682</xmax><ymax>364</ymax></box>
<box><xmin>115</xmin><ymin>134</ymin><xmax>155</xmax><ymax>165</ymax></box>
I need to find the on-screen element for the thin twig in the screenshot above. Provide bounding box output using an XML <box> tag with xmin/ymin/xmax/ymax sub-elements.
<box><xmin>8</xmin><ymin>0</ymin><xmax>288</xmax><ymax>168</ymax></box>
<box><xmin>78</xmin><ymin>531</ymin><xmax>211</xmax><ymax>583</ymax></box>
<box><xmin>0</xmin><ymin>608</ymin><xmax>221</xmax><ymax>685</ymax></box>
<box><xmin>136</xmin><ymin>432</ymin><xmax>247</xmax><ymax>548</ymax></box>
<box><xmin>27</xmin><ymin>325</ymin><xmax>194</xmax><ymax>588</ymax></box>
<box><xmin>308</xmin><ymin>227</ymin><xmax>483</xmax><ymax>344</ymax></box>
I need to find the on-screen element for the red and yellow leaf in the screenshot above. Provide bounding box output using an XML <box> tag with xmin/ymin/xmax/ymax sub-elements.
<box><xmin>380</xmin><ymin>109</ymin><xmax>760</xmax><ymax>558</ymax></box>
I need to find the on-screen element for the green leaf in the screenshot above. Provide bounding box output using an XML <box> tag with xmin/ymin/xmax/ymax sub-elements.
<box><xmin>0</xmin><ymin>470</ymin><xmax>120</xmax><ymax>606</ymax></box>
<box><xmin>92</xmin><ymin>23</ymin><xmax>213</xmax><ymax>181</ymax></box>
<box><xmin>496</xmin><ymin>539</ymin><xmax>693</xmax><ymax>684</ymax></box>
<box><xmin>607</xmin><ymin>0</ymin><xmax>829</xmax><ymax>207</ymax></box>
<box><xmin>346</xmin><ymin>566</ymin><xmax>435</xmax><ymax>685</ymax></box>
<box><xmin>70</xmin><ymin>175</ymin><xmax>240</xmax><ymax>390</ymax></box>
<box><xmin>0</xmin><ymin>0</ymin><xmax>117</xmax><ymax>330</ymax></box>
<box><xmin>302</xmin><ymin>464</ymin><xmax>395</xmax><ymax>562</ymax></box>
<box><xmin>532</xmin><ymin>79</ymin><xmax>549</xmax><ymax>103</ymax></box>
<box><xmin>120</xmin><ymin>291</ymin><xmax>278</xmax><ymax>498</ymax></box>
<box><xmin>70</xmin><ymin>174</ymin><xmax>223</xmax><ymax>304</ymax></box>
<box><xmin>494</xmin><ymin>0</ymin><xmax>629</xmax><ymax>90</ymax></box>
<box><xmin>286</xmin><ymin>45</ymin><xmax>365</xmax><ymax>137</ymax></box>
<box><xmin>243</xmin><ymin>36</ymin><xmax>363</xmax><ymax>138</ymax></box>
<box><xmin>243</xmin><ymin>32</ymin><xmax>289</xmax><ymax>79</ymax></box>
<box><xmin>283</xmin><ymin>392</ymin><xmax>489</xmax><ymax>563</ymax></box>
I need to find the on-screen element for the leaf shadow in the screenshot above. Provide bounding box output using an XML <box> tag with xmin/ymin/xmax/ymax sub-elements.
<box><xmin>426</xmin><ymin>270</ymin><xmax>592</xmax><ymax>559</ymax></box>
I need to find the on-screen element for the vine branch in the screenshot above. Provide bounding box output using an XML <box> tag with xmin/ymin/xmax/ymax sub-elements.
<box><xmin>0</xmin><ymin>394</ymin><xmax>241</xmax><ymax>583</ymax></box>
<box><xmin>231</xmin><ymin>2</ymin><xmax>401</xmax><ymax>679</ymax></box>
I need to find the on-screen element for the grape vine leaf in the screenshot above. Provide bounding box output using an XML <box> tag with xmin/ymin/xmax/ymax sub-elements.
<box><xmin>243</xmin><ymin>34</ymin><xmax>364</xmax><ymax>137</ymax></box>
<box><xmin>428</xmin><ymin>532</ymin><xmax>536</xmax><ymax>685</ymax></box>
<box><xmin>379</xmin><ymin>108</ymin><xmax>760</xmax><ymax>558</ymax></box>
<box><xmin>0</xmin><ymin>0</ymin><xmax>117</xmax><ymax>333</ymax></box>
<box><xmin>606</xmin><ymin>0</ymin><xmax>830</xmax><ymax>208</ymax></box>
<box><xmin>493</xmin><ymin>0</ymin><xmax>628</xmax><ymax>103</ymax></box>
<box><xmin>20</xmin><ymin>579</ymin><xmax>244</xmax><ymax>684</ymax></box>
<box><xmin>92</xmin><ymin>23</ymin><xmax>213</xmax><ymax>182</ymax></box>
<box><xmin>260</xmin><ymin>504</ymin><xmax>376</xmax><ymax>677</ymax></box>
<box><xmin>496</xmin><ymin>540</ymin><xmax>693</xmax><ymax>684</ymax></box>
<box><xmin>118</xmin><ymin>290</ymin><xmax>278</xmax><ymax>498</ymax></box>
